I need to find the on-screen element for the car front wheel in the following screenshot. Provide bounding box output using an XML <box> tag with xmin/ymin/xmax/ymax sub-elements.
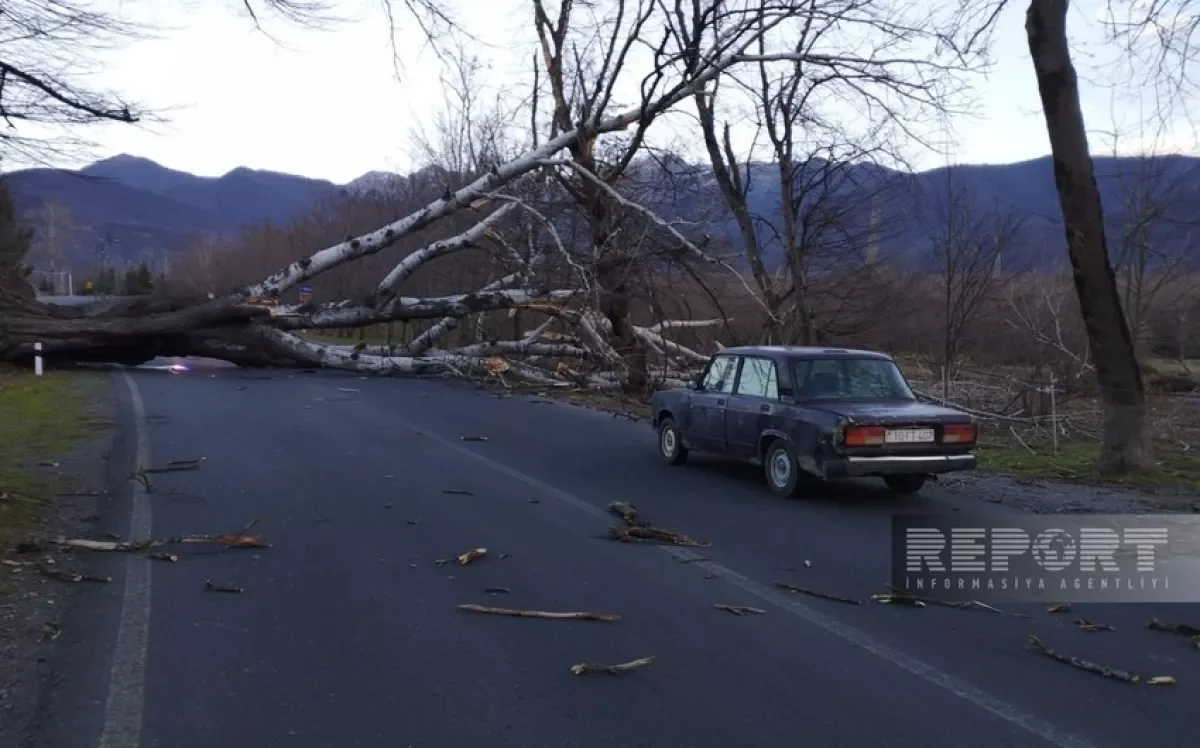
<box><xmin>658</xmin><ymin>417</ymin><xmax>688</xmax><ymax>465</ymax></box>
<box><xmin>883</xmin><ymin>474</ymin><xmax>927</xmax><ymax>495</ymax></box>
<box><xmin>764</xmin><ymin>440</ymin><xmax>805</xmax><ymax>498</ymax></box>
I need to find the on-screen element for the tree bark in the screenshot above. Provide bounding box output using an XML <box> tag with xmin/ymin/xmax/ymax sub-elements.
<box><xmin>1025</xmin><ymin>0</ymin><xmax>1153</xmax><ymax>473</ymax></box>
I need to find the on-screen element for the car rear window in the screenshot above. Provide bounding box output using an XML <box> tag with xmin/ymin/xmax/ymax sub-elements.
<box><xmin>792</xmin><ymin>358</ymin><xmax>915</xmax><ymax>401</ymax></box>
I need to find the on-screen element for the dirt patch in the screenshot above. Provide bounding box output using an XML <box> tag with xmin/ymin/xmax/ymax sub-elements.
<box><xmin>0</xmin><ymin>368</ymin><xmax>117</xmax><ymax>747</ymax></box>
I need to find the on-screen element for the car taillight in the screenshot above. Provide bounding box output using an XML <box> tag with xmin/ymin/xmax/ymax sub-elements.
<box><xmin>844</xmin><ymin>426</ymin><xmax>886</xmax><ymax>446</ymax></box>
<box><xmin>942</xmin><ymin>424</ymin><xmax>976</xmax><ymax>445</ymax></box>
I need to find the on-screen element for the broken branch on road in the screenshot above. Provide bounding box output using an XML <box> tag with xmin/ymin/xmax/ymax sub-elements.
<box><xmin>570</xmin><ymin>656</ymin><xmax>654</xmax><ymax>676</ymax></box>
<box><xmin>1027</xmin><ymin>635</ymin><xmax>1138</xmax><ymax>683</ymax></box>
<box><xmin>714</xmin><ymin>604</ymin><xmax>766</xmax><ymax>616</ymax></box>
<box><xmin>607</xmin><ymin>501</ymin><xmax>645</xmax><ymax>526</ymax></box>
<box><xmin>142</xmin><ymin>457</ymin><xmax>206</xmax><ymax>474</ymax></box>
<box><xmin>1074</xmin><ymin>619</ymin><xmax>1115</xmax><ymax>633</ymax></box>
<box><xmin>875</xmin><ymin>587</ymin><xmax>1007</xmax><ymax>614</ymax></box>
<box><xmin>1146</xmin><ymin>619</ymin><xmax>1200</xmax><ymax>649</ymax></box>
<box><xmin>605</xmin><ymin>502</ymin><xmax>709</xmax><ymax>547</ymax></box>
<box><xmin>40</xmin><ymin>519</ymin><xmax>271</xmax><ymax>554</ymax></box>
<box><xmin>1147</xmin><ymin>618</ymin><xmax>1200</xmax><ymax>636</ymax></box>
<box><xmin>774</xmin><ymin>581</ymin><xmax>860</xmax><ymax>605</ymax></box>
<box><xmin>457</xmin><ymin>603</ymin><xmax>620</xmax><ymax>622</ymax></box>
<box><xmin>609</xmin><ymin>524</ymin><xmax>710</xmax><ymax>547</ymax></box>
<box><xmin>436</xmin><ymin>548</ymin><xmax>488</xmax><ymax>566</ymax></box>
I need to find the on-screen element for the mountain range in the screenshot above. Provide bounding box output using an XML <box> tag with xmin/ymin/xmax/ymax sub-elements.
<box><xmin>5</xmin><ymin>152</ymin><xmax>1199</xmax><ymax>272</ymax></box>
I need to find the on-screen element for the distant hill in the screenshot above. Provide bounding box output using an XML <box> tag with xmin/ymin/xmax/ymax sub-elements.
<box><xmin>5</xmin><ymin>152</ymin><xmax>1198</xmax><ymax>273</ymax></box>
<box><xmin>5</xmin><ymin>155</ymin><xmax>343</xmax><ymax>266</ymax></box>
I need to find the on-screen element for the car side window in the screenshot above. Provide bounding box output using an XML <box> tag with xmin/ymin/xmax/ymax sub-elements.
<box><xmin>701</xmin><ymin>356</ymin><xmax>738</xmax><ymax>394</ymax></box>
<box><xmin>734</xmin><ymin>357</ymin><xmax>779</xmax><ymax>399</ymax></box>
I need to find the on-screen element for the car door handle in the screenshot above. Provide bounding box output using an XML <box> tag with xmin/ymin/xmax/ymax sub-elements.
<box><xmin>716</xmin><ymin>398</ymin><xmax>725</xmax><ymax>406</ymax></box>
<box><xmin>759</xmin><ymin>403</ymin><xmax>771</xmax><ymax>413</ymax></box>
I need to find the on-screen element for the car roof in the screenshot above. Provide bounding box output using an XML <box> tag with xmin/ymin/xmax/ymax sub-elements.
<box><xmin>716</xmin><ymin>346</ymin><xmax>893</xmax><ymax>361</ymax></box>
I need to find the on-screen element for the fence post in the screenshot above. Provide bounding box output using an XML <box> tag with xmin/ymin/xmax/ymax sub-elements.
<box><xmin>34</xmin><ymin>342</ymin><xmax>43</xmax><ymax>376</ymax></box>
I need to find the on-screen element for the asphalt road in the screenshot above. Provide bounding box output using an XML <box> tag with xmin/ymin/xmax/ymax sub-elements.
<box><xmin>26</xmin><ymin>367</ymin><xmax>1200</xmax><ymax>748</ymax></box>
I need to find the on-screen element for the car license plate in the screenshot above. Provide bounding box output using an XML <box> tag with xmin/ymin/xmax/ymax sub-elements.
<box><xmin>885</xmin><ymin>428</ymin><xmax>935</xmax><ymax>443</ymax></box>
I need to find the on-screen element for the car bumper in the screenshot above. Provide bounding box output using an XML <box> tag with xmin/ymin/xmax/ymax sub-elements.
<box><xmin>822</xmin><ymin>453</ymin><xmax>977</xmax><ymax>479</ymax></box>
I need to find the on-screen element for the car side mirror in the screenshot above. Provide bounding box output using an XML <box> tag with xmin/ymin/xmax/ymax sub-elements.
<box><xmin>687</xmin><ymin>377</ymin><xmax>702</xmax><ymax>391</ymax></box>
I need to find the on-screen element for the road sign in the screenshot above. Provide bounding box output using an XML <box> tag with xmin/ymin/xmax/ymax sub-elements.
<box><xmin>298</xmin><ymin>284</ymin><xmax>312</xmax><ymax>303</ymax></box>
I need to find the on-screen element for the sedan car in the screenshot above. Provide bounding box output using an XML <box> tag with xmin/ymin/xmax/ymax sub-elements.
<box><xmin>650</xmin><ymin>346</ymin><xmax>977</xmax><ymax>497</ymax></box>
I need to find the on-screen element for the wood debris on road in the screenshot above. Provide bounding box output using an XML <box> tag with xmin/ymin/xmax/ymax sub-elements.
<box><xmin>570</xmin><ymin>656</ymin><xmax>654</xmax><ymax>676</ymax></box>
<box><xmin>1147</xmin><ymin>676</ymin><xmax>1177</xmax><ymax>686</ymax></box>
<box><xmin>1027</xmin><ymin>635</ymin><xmax>1138</xmax><ymax>683</ymax></box>
<box><xmin>774</xmin><ymin>581</ymin><xmax>860</xmax><ymax>605</ymax></box>
<box><xmin>874</xmin><ymin>587</ymin><xmax>1008</xmax><ymax>614</ymax></box>
<box><xmin>485</xmin><ymin>587</ymin><xmax>511</xmax><ymax>595</ymax></box>
<box><xmin>714</xmin><ymin>604</ymin><xmax>766</xmax><ymax>616</ymax></box>
<box><xmin>1146</xmin><ymin>619</ymin><xmax>1200</xmax><ymax>649</ymax></box>
<box><xmin>143</xmin><ymin>457</ymin><xmax>206</xmax><ymax>474</ymax></box>
<box><xmin>442</xmin><ymin>489</ymin><xmax>474</xmax><ymax>496</ymax></box>
<box><xmin>205</xmin><ymin>581</ymin><xmax>244</xmax><ymax>594</ymax></box>
<box><xmin>436</xmin><ymin>548</ymin><xmax>488</xmax><ymax>566</ymax></box>
<box><xmin>1046</xmin><ymin>603</ymin><xmax>1071</xmax><ymax>614</ymax></box>
<box><xmin>148</xmin><ymin>553</ymin><xmax>179</xmax><ymax>563</ymax></box>
<box><xmin>457</xmin><ymin>603</ymin><xmax>620</xmax><ymax>622</ymax></box>
<box><xmin>460</xmin><ymin>435</ymin><xmax>489</xmax><ymax>442</ymax></box>
<box><xmin>608</xmin><ymin>501</ymin><xmax>644</xmax><ymax>526</ymax></box>
<box><xmin>1147</xmin><ymin>618</ymin><xmax>1200</xmax><ymax>636</ymax></box>
<box><xmin>870</xmin><ymin>592</ymin><xmax>926</xmax><ymax>608</ymax></box>
<box><xmin>609</xmin><ymin>524</ymin><xmax>710</xmax><ymax>547</ymax></box>
<box><xmin>42</xmin><ymin>518</ymin><xmax>270</xmax><ymax>554</ymax></box>
<box><xmin>1074</xmin><ymin>619</ymin><xmax>1115</xmax><ymax>633</ymax></box>
<box><xmin>605</xmin><ymin>502</ymin><xmax>710</xmax><ymax>547</ymax></box>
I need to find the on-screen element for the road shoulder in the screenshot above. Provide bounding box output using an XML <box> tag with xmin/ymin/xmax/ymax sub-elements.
<box><xmin>0</xmin><ymin>368</ymin><xmax>120</xmax><ymax>748</ymax></box>
<box><xmin>493</xmin><ymin>382</ymin><xmax>1196</xmax><ymax>515</ymax></box>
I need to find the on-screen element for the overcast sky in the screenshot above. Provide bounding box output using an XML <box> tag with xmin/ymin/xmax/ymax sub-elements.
<box><xmin>25</xmin><ymin>0</ymin><xmax>1200</xmax><ymax>184</ymax></box>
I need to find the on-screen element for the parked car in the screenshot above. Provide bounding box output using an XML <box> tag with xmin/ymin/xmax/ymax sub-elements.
<box><xmin>650</xmin><ymin>346</ymin><xmax>977</xmax><ymax>497</ymax></box>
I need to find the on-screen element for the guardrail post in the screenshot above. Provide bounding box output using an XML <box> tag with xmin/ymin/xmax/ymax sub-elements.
<box><xmin>34</xmin><ymin>342</ymin><xmax>44</xmax><ymax>376</ymax></box>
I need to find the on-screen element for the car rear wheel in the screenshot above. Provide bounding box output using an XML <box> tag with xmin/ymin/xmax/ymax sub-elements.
<box><xmin>658</xmin><ymin>417</ymin><xmax>688</xmax><ymax>465</ymax></box>
<box><xmin>883</xmin><ymin>474</ymin><xmax>927</xmax><ymax>495</ymax></box>
<box><xmin>764</xmin><ymin>441</ymin><xmax>805</xmax><ymax>498</ymax></box>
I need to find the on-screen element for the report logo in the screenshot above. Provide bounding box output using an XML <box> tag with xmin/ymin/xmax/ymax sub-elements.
<box><xmin>891</xmin><ymin>515</ymin><xmax>1200</xmax><ymax>603</ymax></box>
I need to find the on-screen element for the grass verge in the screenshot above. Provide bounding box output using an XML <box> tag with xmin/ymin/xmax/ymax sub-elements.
<box><xmin>0</xmin><ymin>366</ymin><xmax>102</xmax><ymax>540</ymax></box>
<box><xmin>977</xmin><ymin>442</ymin><xmax>1200</xmax><ymax>491</ymax></box>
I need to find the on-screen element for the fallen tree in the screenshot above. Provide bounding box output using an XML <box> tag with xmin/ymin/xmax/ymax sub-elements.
<box><xmin>0</xmin><ymin>0</ymin><xmax>989</xmax><ymax>392</ymax></box>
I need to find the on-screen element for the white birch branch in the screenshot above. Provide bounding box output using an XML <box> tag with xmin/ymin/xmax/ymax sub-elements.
<box><xmin>377</xmin><ymin>202</ymin><xmax>519</xmax><ymax>293</ymax></box>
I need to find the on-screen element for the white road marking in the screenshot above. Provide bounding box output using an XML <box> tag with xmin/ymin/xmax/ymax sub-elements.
<box><xmin>97</xmin><ymin>373</ymin><xmax>153</xmax><ymax>748</ymax></box>
<box><xmin>402</xmin><ymin>416</ymin><xmax>1096</xmax><ymax>748</ymax></box>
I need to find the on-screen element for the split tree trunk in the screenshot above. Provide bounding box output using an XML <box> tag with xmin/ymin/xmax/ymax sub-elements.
<box><xmin>1025</xmin><ymin>0</ymin><xmax>1153</xmax><ymax>473</ymax></box>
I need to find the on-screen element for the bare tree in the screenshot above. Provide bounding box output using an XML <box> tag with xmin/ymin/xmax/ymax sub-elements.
<box><xmin>1021</xmin><ymin>0</ymin><xmax>1156</xmax><ymax>473</ymax></box>
<box><xmin>0</xmin><ymin>0</ymin><xmax>996</xmax><ymax>391</ymax></box>
<box><xmin>1103</xmin><ymin>134</ymin><xmax>1198</xmax><ymax>354</ymax></box>
<box><xmin>925</xmin><ymin>170</ymin><xmax>1022</xmax><ymax>386</ymax></box>
<box><xmin>690</xmin><ymin>0</ymin><xmax>979</xmax><ymax>346</ymax></box>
